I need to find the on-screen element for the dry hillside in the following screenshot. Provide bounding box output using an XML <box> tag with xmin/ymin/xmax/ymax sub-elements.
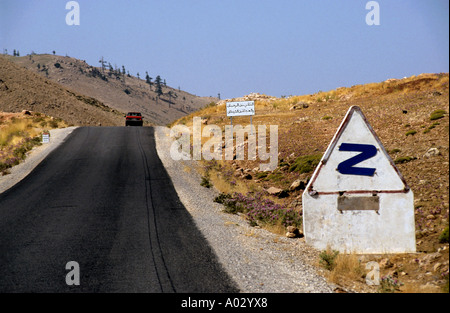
<box><xmin>0</xmin><ymin>55</ymin><xmax>123</xmax><ymax>126</ymax></box>
<box><xmin>6</xmin><ymin>54</ymin><xmax>216</xmax><ymax>125</ymax></box>
<box><xmin>173</xmin><ymin>73</ymin><xmax>449</xmax><ymax>293</ymax></box>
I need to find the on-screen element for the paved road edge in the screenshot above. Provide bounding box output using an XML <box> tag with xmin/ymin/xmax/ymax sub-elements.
<box><xmin>0</xmin><ymin>126</ymin><xmax>79</xmax><ymax>195</ymax></box>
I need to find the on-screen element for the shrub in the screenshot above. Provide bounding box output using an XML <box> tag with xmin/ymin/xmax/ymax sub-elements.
<box><xmin>430</xmin><ymin>109</ymin><xmax>447</xmax><ymax>121</ymax></box>
<box><xmin>255</xmin><ymin>172</ymin><xmax>268</xmax><ymax>179</ymax></box>
<box><xmin>215</xmin><ymin>192</ymin><xmax>302</xmax><ymax>228</ymax></box>
<box><xmin>424</xmin><ymin>122</ymin><xmax>440</xmax><ymax>134</ymax></box>
<box><xmin>216</xmin><ymin>194</ymin><xmax>245</xmax><ymax>214</ymax></box>
<box><xmin>405</xmin><ymin>130</ymin><xmax>417</xmax><ymax>136</ymax></box>
<box><xmin>48</xmin><ymin>120</ymin><xmax>59</xmax><ymax>128</ymax></box>
<box><xmin>200</xmin><ymin>176</ymin><xmax>212</xmax><ymax>188</ymax></box>
<box><xmin>439</xmin><ymin>226</ymin><xmax>449</xmax><ymax>243</ymax></box>
<box><xmin>378</xmin><ymin>275</ymin><xmax>403</xmax><ymax>293</ymax></box>
<box><xmin>319</xmin><ymin>249</ymin><xmax>339</xmax><ymax>271</ymax></box>
<box><xmin>0</xmin><ymin>162</ymin><xmax>9</xmax><ymax>174</ymax></box>
<box><xmin>394</xmin><ymin>156</ymin><xmax>416</xmax><ymax>164</ymax></box>
<box><xmin>214</xmin><ymin>193</ymin><xmax>232</xmax><ymax>204</ymax></box>
<box><xmin>266</xmin><ymin>172</ymin><xmax>284</xmax><ymax>182</ymax></box>
<box><xmin>289</xmin><ymin>154</ymin><xmax>322</xmax><ymax>174</ymax></box>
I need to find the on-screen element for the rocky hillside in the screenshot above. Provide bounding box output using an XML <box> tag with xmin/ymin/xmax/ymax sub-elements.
<box><xmin>0</xmin><ymin>55</ymin><xmax>123</xmax><ymax>126</ymax></box>
<box><xmin>6</xmin><ymin>54</ymin><xmax>217</xmax><ymax>125</ymax></box>
<box><xmin>172</xmin><ymin>73</ymin><xmax>449</xmax><ymax>293</ymax></box>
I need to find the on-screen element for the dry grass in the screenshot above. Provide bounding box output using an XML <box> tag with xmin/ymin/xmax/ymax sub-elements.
<box><xmin>262</xmin><ymin>220</ymin><xmax>290</xmax><ymax>236</ymax></box>
<box><xmin>328</xmin><ymin>254</ymin><xmax>365</xmax><ymax>285</ymax></box>
<box><xmin>400</xmin><ymin>282</ymin><xmax>440</xmax><ymax>293</ymax></box>
<box><xmin>201</xmin><ymin>160</ymin><xmax>250</xmax><ymax>195</ymax></box>
<box><xmin>0</xmin><ymin>119</ymin><xmax>38</xmax><ymax>146</ymax></box>
<box><xmin>0</xmin><ymin>114</ymin><xmax>63</xmax><ymax>146</ymax></box>
<box><xmin>0</xmin><ymin>112</ymin><xmax>67</xmax><ymax>174</ymax></box>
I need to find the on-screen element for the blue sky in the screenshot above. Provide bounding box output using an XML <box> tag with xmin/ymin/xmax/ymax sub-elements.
<box><xmin>1</xmin><ymin>0</ymin><xmax>449</xmax><ymax>99</ymax></box>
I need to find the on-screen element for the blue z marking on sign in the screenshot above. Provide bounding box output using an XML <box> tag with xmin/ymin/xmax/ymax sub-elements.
<box><xmin>337</xmin><ymin>143</ymin><xmax>377</xmax><ymax>176</ymax></box>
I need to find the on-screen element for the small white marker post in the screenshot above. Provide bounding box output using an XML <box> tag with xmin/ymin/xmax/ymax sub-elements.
<box><xmin>42</xmin><ymin>132</ymin><xmax>50</xmax><ymax>144</ymax></box>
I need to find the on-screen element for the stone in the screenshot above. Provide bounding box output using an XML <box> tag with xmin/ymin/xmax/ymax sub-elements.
<box><xmin>280</xmin><ymin>165</ymin><xmax>289</xmax><ymax>171</ymax></box>
<box><xmin>433</xmin><ymin>263</ymin><xmax>442</xmax><ymax>272</ymax></box>
<box><xmin>286</xmin><ymin>232</ymin><xmax>296</xmax><ymax>238</ymax></box>
<box><xmin>266</xmin><ymin>187</ymin><xmax>282</xmax><ymax>195</ymax></box>
<box><xmin>289</xmin><ymin>179</ymin><xmax>306</xmax><ymax>191</ymax></box>
<box><xmin>380</xmin><ymin>258</ymin><xmax>393</xmax><ymax>269</ymax></box>
<box><xmin>286</xmin><ymin>226</ymin><xmax>298</xmax><ymax>233</ymax></box>
<box><xmin>266</xmin><ymin>187</ymin><xmax>289</xmax><ymax>198</ymax></box>
<box><xmin>423</xmin><ymin>148</ymin><xmax>440</xmax><ymax>158</ymax></box>
<box><xmin>419</xmin><ymin>252</ymin><xmax>442</xmax><ymax>268</ymax></box>
<box><xmin>289</xmin><ymin>199</ymin><xmax>302</xmax><ymax>208</ymax></box>
<box><xmin>285</xmin><ymin>226</ymin><xmax>302</xmax><ymax>238</ymax></box>
<box><xmin>293</xmin><ymin>117</ymin><xmax>309</xmax><ymax>124</ymax></box>
<box><xmin>289</xmin><ymin>101</ymin><xmax>309</xmax><ymax>111</ymax></box>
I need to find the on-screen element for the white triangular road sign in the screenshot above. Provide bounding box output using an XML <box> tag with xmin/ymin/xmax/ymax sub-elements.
<box><xmin>307</xmin><ymin>106</ymin><xmax>409</xmax><ymax>195</ymax></box>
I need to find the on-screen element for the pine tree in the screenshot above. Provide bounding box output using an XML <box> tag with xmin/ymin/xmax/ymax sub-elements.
<box><xmin>155</xmin><ymin>75</ymin><xmax>163</xmax><ymax>97</ymax></box>
<box><xmin>145</xmin><ymin>71</ymin><xmax>152</xmax><ymax>85</ymax></box>
<box><xmin>99</xmin><ymin>56</ymin><xmax>106</xmax><ymax>73</ymax></box>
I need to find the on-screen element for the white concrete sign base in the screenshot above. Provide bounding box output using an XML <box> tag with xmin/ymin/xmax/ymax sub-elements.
<box><xmin>302</xmin><ymin>106</ymin><xmax>416</xmax><ymax>254</ymax></box>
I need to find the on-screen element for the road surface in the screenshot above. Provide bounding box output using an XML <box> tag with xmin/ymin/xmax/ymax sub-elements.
<box><xmin>0</xmin><ymin>127</ymin><xmax>238</xmax><ymax>292</ymax></box>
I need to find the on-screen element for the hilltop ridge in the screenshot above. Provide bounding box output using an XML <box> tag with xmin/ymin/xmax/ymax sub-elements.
<box><xmin>5</xmin><ymin>54</ymin><xmax>217</xmax><ymax>125</ymax></box>
<box><xmin>0</xmin><ymin>55</ymin><xmax>123</xmax><ymax>126</ymax></box>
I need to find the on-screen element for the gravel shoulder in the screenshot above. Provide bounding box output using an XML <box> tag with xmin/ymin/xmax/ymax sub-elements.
<box><xmin>154</xmin><ymin>126</ymin><xmax>336</xmax><ymax>293</ymax></box>
<box><xmin>0</xmin><ymin>127</ymin><xmax>78</xmax><ymax>194</ymax></box>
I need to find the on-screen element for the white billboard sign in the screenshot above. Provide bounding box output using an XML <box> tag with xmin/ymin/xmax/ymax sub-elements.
<box><xmin>226</xmin><ymin>101</ymin><xmax>255</xmax><ymax>117</ymax></box>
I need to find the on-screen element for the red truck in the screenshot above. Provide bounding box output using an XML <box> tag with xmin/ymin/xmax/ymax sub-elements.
<box><xmin>125</xmin><ymin>112</ymin><xmax>143</xmax><ymax>126</ymax></box>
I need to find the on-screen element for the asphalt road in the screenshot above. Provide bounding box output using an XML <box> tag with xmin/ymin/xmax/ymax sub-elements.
<box><xmin>0</xmin><ymin>127</ymin><xmax>239</xmax><ymax>293</ymax></box>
